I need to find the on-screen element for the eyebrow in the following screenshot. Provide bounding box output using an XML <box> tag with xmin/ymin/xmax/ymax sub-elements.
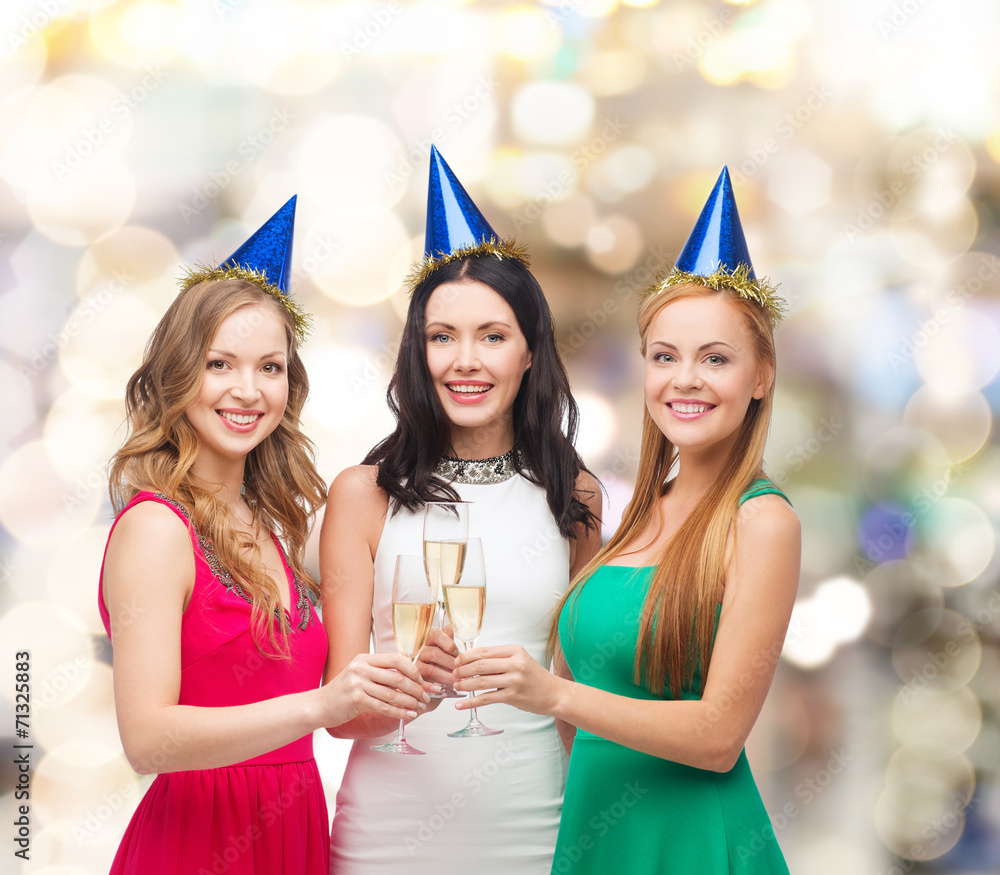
<box><xmin>425</xmin><ymin>320</ymin><xmax>514</xmax><ymax>331</ymax></box>
<box><xmin>208</xmin><ymin>349</ymin><xmax>287</xmax><ymax>359</ymax></box>
<box><xmin>648</xmin><ymin>341</ymin><xmax>738</xmax><ymax>352</ymax></box>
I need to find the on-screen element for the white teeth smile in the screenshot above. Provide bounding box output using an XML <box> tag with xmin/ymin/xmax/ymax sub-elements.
<box><xmin>671</xmin><ymin>403</ymin><xmax>711</xmax><ymax>414</ymax></box>
<box><xmin>449</xmin><ymin>385</ymin><xmax>491</xmax><ymax>394</ymax></box>
<box><xmin>220</xmin><ymin>411</ymin><xmax>260</xmax><ymax>425</ymax></box>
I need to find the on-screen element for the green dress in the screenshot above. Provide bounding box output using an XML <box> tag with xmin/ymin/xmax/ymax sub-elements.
<box><xmin>553</xmin><ymin>480</ymin><xmax>790</xmax><ymax>874</ymax></box>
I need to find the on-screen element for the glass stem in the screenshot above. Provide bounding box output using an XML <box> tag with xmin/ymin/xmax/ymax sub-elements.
<box><xmin>463</xmin><ymin>636</ymin><xmax>485</xmax><ymax>725</ymax></box>
<box><xmin>396</xmin><ymin>717</ymin><xmax>407</xmax><ymax>744</ymax></box>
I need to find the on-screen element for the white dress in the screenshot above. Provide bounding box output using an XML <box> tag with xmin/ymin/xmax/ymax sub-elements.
<box><xmin>329</xmin><ymin>456</ymin><xmax>571</xmax><ymax>874</ymax></box>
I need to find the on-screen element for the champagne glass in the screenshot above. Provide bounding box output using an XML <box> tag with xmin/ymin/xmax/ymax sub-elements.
<box><xmin>444</xmin><ymin>538</ymin><xmax>503</xmax><ymax>738</ymax></box>
<box><xmin>371</xmin><ymin>555</ymin><xmax>436</xmax><ymax>755</ymax></box>
<box><xmin>423</xmin><ymin>501</ymin><xmax>470</xmax><ymax>698</ymax></box>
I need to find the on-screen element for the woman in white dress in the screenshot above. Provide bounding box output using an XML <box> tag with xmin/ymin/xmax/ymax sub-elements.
<box><xmin>320</xmin><ymin>147</ymin><xmax>602</xmax><ymax>874</ymax></box>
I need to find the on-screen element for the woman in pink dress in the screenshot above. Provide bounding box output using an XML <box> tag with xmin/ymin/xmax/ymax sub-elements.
<box><xmin>98</xmin><ymin>197</ymin><xmax>428</xmax><ymax>874</ymax></box>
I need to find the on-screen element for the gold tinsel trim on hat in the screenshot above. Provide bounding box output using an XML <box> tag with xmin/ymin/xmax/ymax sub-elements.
<box><xmin>640</xmin><ymin>263</ymin><xmax>786</xmax><ymax>325</ymax></box>
<box><xmin>404</xmin><ymin>237</ymin><xmax>531</xmax><ymax>292</ymax></box>
<box><xmin>178</xmin><ymin>264</ymin><xmax>312</xmax><ymax>344</ymax></box>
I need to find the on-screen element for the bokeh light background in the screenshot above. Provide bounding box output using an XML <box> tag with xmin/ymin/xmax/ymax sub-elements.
<box><xmin>1</xmin><ymin>0</ymin><xmax>999</xmax><ymax>871</ymax></box>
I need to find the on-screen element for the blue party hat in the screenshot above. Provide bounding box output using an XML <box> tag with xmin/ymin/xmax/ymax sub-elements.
<box><xmin>179</xmin><ymin>195</ymin><xmax>310</xmax><ymax>342</ymax></box>
<box><xmin>645</xmin><ymin>167</ymin><xmax>783</xmax><ymax>323</ymax></box>
<box><xmin>406</xmin><ymin>146</ymin><xmax>528</xmax><ymax>290</ymax></box>
<box><xmin>221</xmin><ymin>194</ymin><xmax>297</xmax><ymax>294</ymax></box>
<box><xmin>675</xmin><ymin>168</ymin><xmax>753</xmax><ymax>279</ymax></box>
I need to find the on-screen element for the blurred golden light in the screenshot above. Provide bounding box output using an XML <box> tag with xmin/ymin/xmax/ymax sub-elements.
<box><xmin>986</xmin><ymin>126</ymin><xmax>1000</xmax><ymax>164</ymax></box>
<box><xmin>89</xmin><ymin>0</ymin><xmax>182</xmax><ymax>68</ymax></box>
<box><xmin>32</xmin><ymin>741</ymin><xmax>133</xmax><ymax>826</ymax></box>
<box><xmin>914</xmin><ymin>307</ymin><xmax>1000</xmax><ymax>391</ymax></box>
<box><xmin>927</xmin><ymin>249</ymin><xmax>1000</xmax><ymax>311</ymax></box>
<box><xmin>299</xmin><ymin>344</ymin><xmax>386</xmax><ymax>436</ymax></box>
<box><xmin>575</xmin><ymin>391</ymin><xmax>618</xmax><ymax>460</ymax></box>
<box><xmin>0</xmin><ymin>21</ymin><xmax>47</xmax><ymax>98</ymax></box>
<box><xmin>29</xmin><ymin>166</ymin><xmax>136</xmax><ymax>247</ymax></box>
<box><xmin>509</xmin><ymin>151</ymin><xmax>577</xmax><ymax>205</ymax></box>
<box><xmin>887</xmin><ymin>128</ymin><xmax>976</xmax><ymax>213</ymax></box>
<box><xmin>595</xmin><ymin>145</ymin><xmax>657</xmax><ymax>197</ymax></box>
<box><xmin>861</xmin><ymin>427</ymin><xmax>950</xmax><ymax>507</ymax></box>
<box><xmin>542</xmin><ymin>192</ymin><xmax>598</xmax><ymax>248</ymax></box>
<box><xmin>47</xmin><ymin>524</ymin><xmax>113</xmax><ymax>636</ymax></box>
<box><xmin>579</xmin><ymin>49</ymin><xmax>647</xmax><ymax>96</ymax></box>
<box><xmin>500</xmin><ymin>6</ymin><xmax>560</xmax><ymax>62</ymax></box>
<box><xmin>76</xmin><ymin>225</ymin><xmax>181</xmax><ymax>310</ymax></box>
<box><xmin>237</xmin><ymin>3</ymin><xmax>340</xmax><ymax>95</ymax></box>
<box><xmin>44</xmin><ymin>391</ymin><xmax>124</xmax><ymax>482</ymax></box>
<box><xmin>874</xmin><ymin>775</ymin><xmax>965</xmax><ymax>860</ymax></box>
<box><xmin>886</xmin><ymin>741</ymin><xmax>976</xmax><ymax>808</ymax></box>
<box><xmin>295</xmin><ymin>115</ymin><xmax>405</xmax><ymax>211</ymax></box>
<box><xmin>0</xmin><ymin>600</ymin><xmax>93</xmax><ymax>709</ymax></box>
<box><xmin>783</xmin><ymin>577</ymin><xmax>870</xmax><ymax>669</ymax></box>
<box><xmin>892</xmin><ymin>684</ymin><xmax>981</xmax><ymax>752</ymax></box>
<box><xmin>0</xmin><ymin>74</ymin><xmax>130</xmax><ymax>201</ymax></box>
<box><xmin>302</xmin><ymin>205</ymin><xmax>410</xmax><ymax>306</ymax></box>
<box><xmin>915</xmin><ymin>498</ymin><xmax>995</xmax><ymax>587</ymax></box>
<box><xmin>766</xmin><ymin>149</ymin><xmax>832</xmax><ymax>216</ymax></box>
<box><xmin>888</xmin><ymin>196</ymin><xmax>978</xmax><ymax>269</ymax></box>
<box><xmin>0</xmin><ymin>442</ymin><xmax>101</xmax><ymax>545</ymax></box>
<box><xmin>586</xmin><ymin>215</ymin><xmax>642</xmax><ymax>274</ymax></box>
<box><xmin>58</xmin><ymin>294</ymin><xmax>159</xmax><ymax>399</ymax></box>
<box><xmin>511</xmin><ymin>82</ymin><xmax>595</xmax><ymax>147</ymax></box>
<box><xmin>562</xmin><ymin>0</ymin><xmax>618</xmax><ymax>17</ymax></box>
<box><xmin>892</xmin><ymin>609</ymin><xmax>982</xmax><ymax>694</ymax></box>
<box><xmin>36</xmin><ymin>663</ymin><xmax>121</xmax><ymax>753</ymax></box>
<box><xmin>903</xmin><ymin>385</ymin><xmax>991</xmax><ymax>464</ymax></box>
<box><xmin>0</xmin><ymin>360</ymin><xmax>37</xmax><ymax>446</ymax></box>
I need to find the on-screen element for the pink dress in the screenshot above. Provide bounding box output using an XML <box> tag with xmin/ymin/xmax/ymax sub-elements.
<box><xmin>97</xmin><ymin>491</ymin><xmax>330</xmax><ymax>874</ymax></box>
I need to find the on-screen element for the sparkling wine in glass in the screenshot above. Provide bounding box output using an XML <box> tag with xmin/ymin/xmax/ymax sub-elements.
<box><xmin>444</xmin><ymin>538</ymin><xmax>502</xmax><ymax>738</ymax></box>
<box><xmin>371</xmin><ymin>555</ymin><xmax>435</xmax><ymax>755</ymax></box>
<box><xmin>423</xmin><ymin>501</ymin><xmax>470</xmax><ymax>698</ymax></box>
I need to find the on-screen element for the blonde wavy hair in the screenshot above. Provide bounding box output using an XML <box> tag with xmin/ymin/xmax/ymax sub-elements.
<box><xmin>109</xmin><ymin>278</ymin><xmax>327</xmax><ymax>657</ymax></box>
<box><xmin>553</xmin><ymin>282</ymin><xmax>776</xmax><ymax>695</ymax></box>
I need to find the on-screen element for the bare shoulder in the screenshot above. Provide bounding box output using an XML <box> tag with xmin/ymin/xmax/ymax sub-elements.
<box><xmin>737</xmin><ymin>493</ymin><xmax>800</xmax><ymax>546</ymax></box>
<box><xmin>323</xmin><ymin>464</ymin><xmax>389</xmax><ymax>549</ymax></box>
<box><xmin>328</xmin><ymin>463</ymin><xmax>384</xmax><ymax>506</ymax></box>
<box><xmin>104</xmin><ymin>498</ymin><xmax>194</xmax><ymax>615</ymax></box>
<box><xmin>109</xmin><ymin>498</ymin><xmax>191</xmax><ymax>556</ymax></box>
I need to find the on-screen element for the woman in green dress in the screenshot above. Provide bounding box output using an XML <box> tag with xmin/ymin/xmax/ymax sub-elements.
<box><xmin>451</xmin><ymin>168</ymin><xmax>800</xmax><ymax>873</ymax></box>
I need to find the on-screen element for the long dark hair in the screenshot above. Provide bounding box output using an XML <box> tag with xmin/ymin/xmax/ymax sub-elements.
<box><xmin>364</xmin><ymin>254</ymin><xmax>598</xmax><ymax>540</ymax></box>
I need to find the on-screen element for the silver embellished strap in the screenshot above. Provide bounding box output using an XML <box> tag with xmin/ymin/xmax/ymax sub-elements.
<box><xmin>152</xmin><ymin>493</ymin><xmax>311</xmax><ymax>631</ymax></box>
<box><xmin>434</xmin><ymin>446</ymin><xmax>522</xmax><ymax>485</ymax></box>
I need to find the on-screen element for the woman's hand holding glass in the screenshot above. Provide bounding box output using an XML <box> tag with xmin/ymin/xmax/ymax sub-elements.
<box><xmin>321</xmin><ymin>651</ymin><xmax>429</xmax><ymax>727</ymax></box>
<box><xmin>453</xmin><ymin>644</ymin><xmax>561</xmax><ymax>718</ymax></box>
<box><xmin>416</xmin><ymin>624</ymin><xmax>460</xmax><ymax>691</ymax></box>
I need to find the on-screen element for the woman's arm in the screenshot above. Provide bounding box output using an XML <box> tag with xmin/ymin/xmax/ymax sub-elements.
<box><xmin>104</xmin><ymin>500</ymin><xmax>427</xmax><ymax>774</ymax></box>
<box><xmin>455</xmin><ymin>495</ymin><xmax>800</xmax><ymax>773</ymax></box>
<box><xmin>319</xmin><ymin>466</ymin><xmax>451</xmax><ymax>739</ymax></box>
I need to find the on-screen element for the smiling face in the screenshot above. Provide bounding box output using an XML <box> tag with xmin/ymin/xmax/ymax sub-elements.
<box><xmin>185</xmin><ymin>302</ymin><xmax>290</xmax><ymax>473</ymax></box>
<box><xmin>643</xmin><ymin>292</ymin><xmax>771</xmax><ymax>460</ymax></box>
<box><xmin>424</xmin><ymin>279</ymin><xmax>532</xmax><ymax>455</ymax></box>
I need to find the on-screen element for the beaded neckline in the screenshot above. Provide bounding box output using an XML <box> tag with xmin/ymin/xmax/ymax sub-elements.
<box><xmin>434</xmin><ymin>446</ymin><xmax>522</xmax><ymax>485</ymax></box>
<box><xmin>153</xmin><ymin>493</ymin><xmax>312</xmax><ymax>631</ymax></box>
